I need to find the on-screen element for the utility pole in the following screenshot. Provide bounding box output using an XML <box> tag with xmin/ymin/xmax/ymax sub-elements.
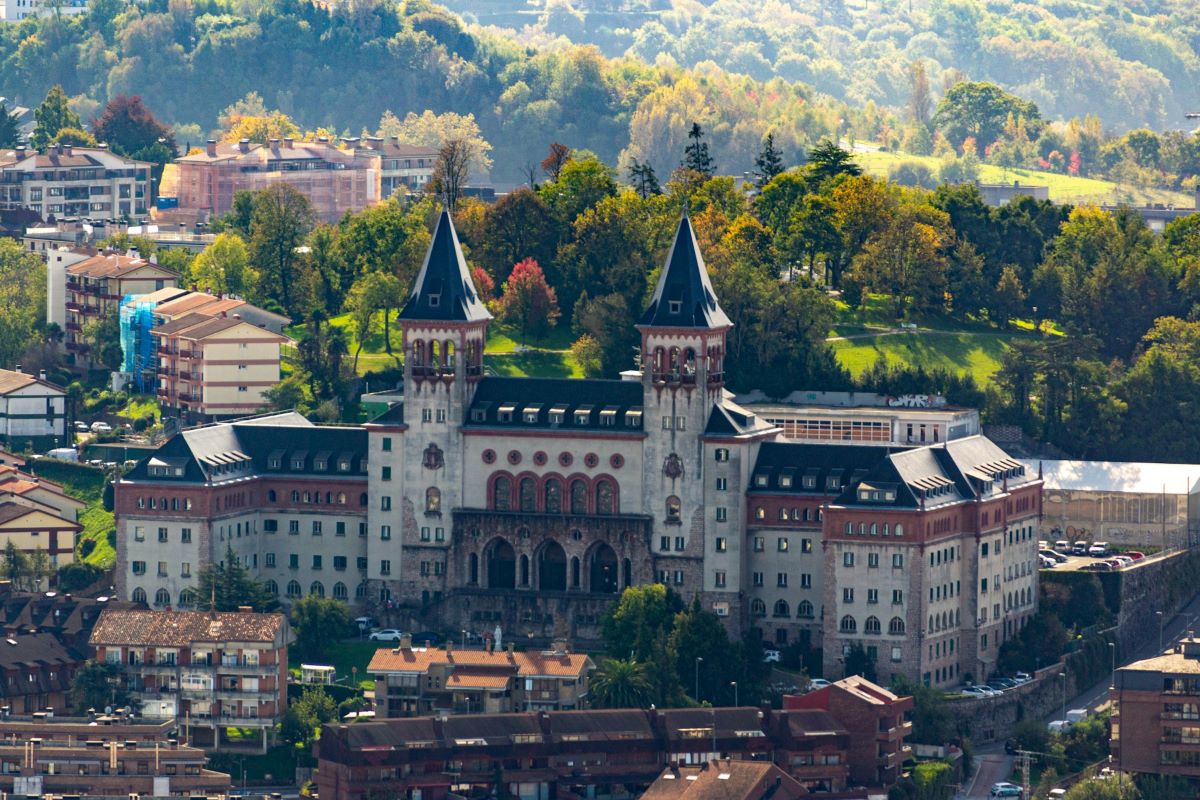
<box><xmin>1017</xmin><ymin>750</ymin><xmax>1032</xmax><ymax>800</ymax></box>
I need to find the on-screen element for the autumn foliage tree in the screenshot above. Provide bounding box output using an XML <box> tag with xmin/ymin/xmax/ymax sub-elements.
<box><xmin>92</xmin><ymin>94</ymin><xmax>175</xmax><ymax>157</ymax></box>
<box><xmin>499</xmin><ymin>258</ymin><xmax>560</xmax><ymax>347</ymax></box>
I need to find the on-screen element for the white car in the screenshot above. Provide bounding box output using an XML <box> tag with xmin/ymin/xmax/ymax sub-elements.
<box><xmin>960</xmin><ymin>686</ymin><xmax>990</xmax><ymax>698</ymax></box>
<box><xmin>90</xmin><ymin>421</ymin><xmax>112</xmax><ymax>434</ymax></box>
<box><xmin>972</xmin><ymin>684</ymin><xmax>1002</xmax><ymax>697</ymax></box>
<box><xmin>807</xmin><ymin>678</ymin><xmax>831</xmax><ymax>691</ymax></box>
<box><xmin>1013</xmin><ymin>672</ymin><xmax>1032</xmax><ymax>683</ymax></box>
<box><xmin>763</xmin><ymin>649</ymin><xmax>781</xmax><ymax>663</ymax></box>
<box><xmin>74</xmin><ymin>421</ymin><xmax>89</xmax><ymax>432</ymax></box>
<box><xmin>1088</xmin><ymin>542</ymin><xmax>1111</xmax><ymax>557</ymax></box>
<box><xmin>368</xmin><ymin>629</ymin><xmax>404</xmax><ymax>641</ymax></box>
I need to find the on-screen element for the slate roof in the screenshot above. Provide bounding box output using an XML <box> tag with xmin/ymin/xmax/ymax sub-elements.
<box><xmin>704</xmin><ymin>402</ymin><xmax>777</xmax><ymax>438</ymax></box>
<box><xmin>89</xmin><ymin>609</ymin><xmax>285</xmax><ymax>646</ymax></box>
<box><xmin>639</xmin><ymin>213</ymin><xmax>731</xmax><ymax>329</ymax></box>
<box><xmin>0</xmin><ymin>591</ymin><xmax>133</xmax><ymax>643</ymax></box>
<box><xmin>0</xmin><ymin>634</ymin><xmax>83</xmax><ymax>699</ymax></box>
<box><xmin>369</xmin><ymin>403</ymin><xmax>406</xmax><ymax>426</ymax></box>
<box><xmin>748</xmin><ymin>443</ymin><xmax>894</xmax><ymax>496</ymax></box>
<box><xmin>398</xmin><ymin>209</ymin><xmax>491</xmax><ymax>323</ymax></box>
<box><xmin>465</xmin><ymin>377</ymin><xmax>645</xmax><ymax>433</ymax></box>
<box><xmin>122</xmin><ymin>412</ymin><xmax>367</xmax><ymax>485</ymax></box>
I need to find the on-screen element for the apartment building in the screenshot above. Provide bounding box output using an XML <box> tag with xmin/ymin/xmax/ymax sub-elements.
<box><xmin>0</xmin><ymin>466</ymin><xmax>86</xmax><ymax>520</ymax></box>
<box><xmin>367</xmin><ymin>637</ymin><xmax>593</xmax><ymax>717</ymax></box>
<box><xmin>0</xmin><ymin>144</ymin><xmax>151</xmax><ymax>219</ymax></box>
<box><xmin>1111</xmin><ymin>636</ymin><xmax>1200</xmax><ymax>777</ymax></box>
<box><xmin>113</xmin><ymin>412</ymin><xmax>369</xmax><ymax>609</ymax></box>
<box><xmin>0</xmin><ymin>367</ymin><xmax>68</xmax><ymax>452</ymax></box>
<box><xmin>174</xmin><ymin>138</ymin><xmax>380</xmax><ymax>223</ymax></box>
<box><xmin>88</xmin><ymin>608</ymin><xmax>288</xmax><ymax>751</ymax></box>
<box><xmin>785</xmin><ymin>676</ymin><xmax>914</xmax><ymax>787</ymax></box>
<box><xmin>0</xmin><ymin>717</ymin><xmax>230</xmax><ymax>797</ymax></box>
<box><xmin>0</xmin><ymin>502</ymin><xmax>80</xmax><ymax>574</ymax></box>
<box><xmin>316</xmin><ymin>678</ymin><xmax>912</xmax><ymax>800</ymax></box>
<box><xmin>61</xmin><ymin>251</ymin><xmax>179</xmax><ymax>368</ymax></box>
<box><xmin>643</xmin><ymin>760</ymin><xmax>807</xmax><ymax>800</ymax></box>
<box><xmin>0</xmin><ymin>588</ymin><xmax>133</xmax><ymax>650</ymax></box>
<box><xmin>24</xmin><ymin>220</ymin><xmax>217</xmax><ymax>257</ymax></box>
<box><xmin>1</xmin><ymin>0</ymin><xmax>87</xmax><ymax>21</ymax></box>
<box><xmin>0</xmin><ymin>632</ymin><xmax>82</xmax><ymax>714</ymax></box>
<box><xmin>351</xmin><ymin>136</ymin><xmax>439</xmax><ymax>198</ymax></box>
<box><xmin>151</xmin><ymin>312</ymin><xmax>290</xmax><ymax>423</ymax></box>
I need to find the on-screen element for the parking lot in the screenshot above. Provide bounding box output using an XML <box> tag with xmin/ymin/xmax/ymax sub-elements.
<box><xmin>1040</xmin><ymin>549</ymin><xmax>1166</xmax><ymax>573</ymax></box>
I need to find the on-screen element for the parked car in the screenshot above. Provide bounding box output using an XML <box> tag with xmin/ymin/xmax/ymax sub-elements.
<box><xmin>1080</xmin><ymin>562</ymin><xmax>1111</xmax><ymax>572</ymax></box>
<box><xmin>807</xmin><ymin>678</ymin><xmax>831</xmax><ymax>690</ymax></box>
<box><xmin>1040</xmin><ymin>549</ymin><xmax>1068</xmax><ymax>563</ymax></box>
<box><xmin>971</xmin><ymin>684</ymin><xmax>1001</xmax><ymax>697</ymax></box>
<box><xmin>960</xmin><ymin>686</ymin><xmax>989</xmax><ymax>698</ymax></box>
<box><xmin>1114</xmin><ymin>555</ymin><xmax>1134</xmax><ymax>567</ymax></box>
<box><xmin>45</xmin><ymin>447</ymin><xmax>79</xmax><ymax>462</ymax></box>
<box><xmin>990</xmin><ymin>782</ymin><xmax>1023</xmax><ymax>798</ymax></box>
<box><xmin>1039</xmin><ymin>556</ymin><xmax>1057</xmax><ymax>569</ymax></box>
<box><xmin>1071</xmin><ymin>541</ymin><xmax>1090</xmax><ymax>555</ymax></box>
<box><xmin>90</xmin><ymin>421</ymin><xmax>112</xmax><ymax>434</ymax></box>
<box><xmin>1038</xmin><ymin>540</ymin><xmax>1049</xmax><ymax>550</ymax></box>
<box><xmin>73</xmin><ymin>421</ymin><xmax>89</xmax><ymax>432</ymax></box>
<box><xmin>1104</xmin><ymin>559</ymin><xmax>1123</xmax><ymax>570</ymax></box>
<box><xmin>763</xmin><ymin>649</ymin><xmax>781</xmax><ymax>663</ymax></box>
<box><xmin>368</xmin><ymin>629</ymin><xmax>404</xmax><ymax>641</ymax></box>
<box><xmin>1088</xmin><ymin>542</ymin><xmax>1111</xmax><ymax>557</ymax></box>
<box><xmin>1013</xmin><ymin>672</ymin><xmax>1032</xmax><ymax>683</ymax></box>
<box><xmin>1054</xmin><ymin>540</ymin><xmax>1071</xmax><ymax>552</ymax></box>
<box><xmin>1126</xmin><ymin>551</ymin><xmax>1145</xmax><ymax>561</ymax></box>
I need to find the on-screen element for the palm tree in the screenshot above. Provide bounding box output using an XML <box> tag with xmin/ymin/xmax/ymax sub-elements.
<box><xmin>590</xmin><ymin>657</ymin><xmax>654</xmax><ymax>709</ymax></box>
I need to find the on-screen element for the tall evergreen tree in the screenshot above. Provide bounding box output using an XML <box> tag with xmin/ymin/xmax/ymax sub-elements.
<box><xmin>627</xmin><ymin>159</ymin><xmax>661</xmax><ymax>199</ymax></box>
<box><xmin>195</xmin><ymin>545</ymin><xmax>278</xmax><ymax>611</ymax></box>
<box><xmin>30</xmin><ymin>86</ymin><xmax>82</xmax><ymax>151</ymax></box>
<box><xmin>682</xmin><ymin>122</ymin><xmax>714</xmax><ymax>177</ymax></box>
<box><xmin>0</xmin><ymin>102</ymin><xmax>20</xmax><ymax>149</ymax></box>
<box><xmin>754</xmin><ymin>133</ymin><xmax>785</xmax><ymax>186</ymax></box>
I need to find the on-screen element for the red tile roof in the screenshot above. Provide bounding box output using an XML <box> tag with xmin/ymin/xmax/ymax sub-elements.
<box><xmin>89</xmin><ymin>609</ymin><xmax>285</xmax><ymax>647</ymax></box>
<box><xmin>368</xmin><ymin>646</ymin><xmax>591</xmax><ymax>679</ymax></box>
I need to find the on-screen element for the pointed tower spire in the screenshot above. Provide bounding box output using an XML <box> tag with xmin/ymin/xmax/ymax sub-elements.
<box><xmin>399</xmin><ymin>207</ymin><xmax>492</xmax><ymax>323</ymax></box>
<box><xmin>639</xmin><ymin>212</ymin><xmax>731</xmax><ymax>329</ymax></box>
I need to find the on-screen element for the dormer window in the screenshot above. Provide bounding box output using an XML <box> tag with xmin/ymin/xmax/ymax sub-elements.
<box><xmin>498</xmin><ymin>403</ymin><xmax>516</xmax><ymax>423</ymax></box>
<box><xmin>471</xmin><ymin>408</ymin><xmax>486</xmax><ymax>422</ymax></box>
<box><xmin>292</xmin><ymin>458</ymin><xmax>305</xmax><ymax>470</ymax></box>
<box><xmin>269</xmin><ymin>458</ymin><xmax>281</xmax><ymax>469</ymax></box>
<box><xmin>549</xmin><ymin>405</ymin><xmax>568</xmax><ymax>425</ymax></box>
<box><xmin>779</xmin><ymin>475</ymin><xmax>793</xmax><ymax>488</ymax></box>
<box><xmin>625</xmin><ymin>409</ymin><xmax>643</xmax><ymax>428</ymax></box>
<box><xmin>826</xmin><ymin>476</ymin><xmax>840</xmax><ymax>490</ymax></box>
<box><xmin>574</xmin><ymin>407</ymin><xmax>593</xmax><ymax>425</ymax></box>
<box><xmin>339</xmin><ymin>459</ymin><xmax>352</xmax><ymax>472</ymax></box>
<box><xmin>600</xmin><ymin>407</ymin><xmax>618</xmax><ymax>427</ymax></box>
<box><xmin>523</xmin><ymin>405</ymin><xmax>541</xmax><ymax>424</ymax></box>
<box><xmin>428</xmin><ymin>294</ymin><xmax>440</xmax><ymax>307</ymax></box>
<box><xmin>754</xmin><ymin>473</ymin><xmax>769</xmax><ymax>487</ymax></box>
<box><xmin>668</xmin><ymin>300</ymin><xmax>682</xmax><ymax>314</ymax></box>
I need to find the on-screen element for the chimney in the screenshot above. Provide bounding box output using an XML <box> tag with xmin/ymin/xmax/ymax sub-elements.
<box><xmin>238</xmin><ymin>139</ymin><xmax>250</xmax><ymax>153</ymax></box>
<box><xmin>38</xmin><ymin>370</ymin><xmax>45</xmax><ymax>381</ymax></box>
<box><xmin>205</xmin><ymin>140</ymin><xmax>217</xmax><ymax>157</ymax></box>
<box><xmin>63</xmin><ymin>145</ymin><xmax>72</xmax><ymax>157</ymax></box>
<box><xmin>13</xmin><ymin>365</ymin><xmax>20</xmax><ymax>374</ymax></box>
<box><xmin>399</xmin><ymin>633</ymin><xmax>412</xmax><ymax>649</ymax></box>
<box><xmin>268</xmin><ymin>138</ymin><xmax>280</xmax><ymax>148</ymax></box>
<box><xmin>15</xmin><ymin>145</ymin><xmax>25</xmax><ymax>155</ymax></box>
<box><xmin>283</xmin><ymin>137</ymin><xmax>294</xmax><ymax>148</ymax></box>
<box><xmin>551</xmin><ymin>638</ymin><xmax>569</xmax><ymax>656</ymax></box>
<box><xmin>237</xmin><ymin>606</ymin><xmax>252</xmax><ymax>613</ymax></box>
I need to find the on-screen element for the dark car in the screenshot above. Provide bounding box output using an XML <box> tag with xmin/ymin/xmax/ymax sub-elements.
<box><xmin>411</xmin><ymin>631</ymin><xmax>442</xmax><ymax>645</ymax></box>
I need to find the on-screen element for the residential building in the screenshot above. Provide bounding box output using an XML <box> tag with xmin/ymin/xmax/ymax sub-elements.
<box><xmin>351</xmin><ymin>136</ymin><xmax>439</xmax><ymax>198</ymax></box>
<box><xmin>0</xmin><ymin>632</ymin><xmax>83</xmax><ymax>714</ymax></box>
<box><xmin>1111</xmin><ymin>636</ymin><xmax>1200</xmax><ymax>778</ymax></box>
<box><xmin>367</xmin><ymin>636</ymin><xmax>593</xmax><ymax>717</ymax></box>
<box><xmin>0</xmin><ymin>465</ymin><xmax>86</xmax><ymax>520</ymax></box>
<box><xmin>88</xmin><ymin>607</ymin><xmax>288</xmax><ymax>751</ymax></box>
<box><xmin>972</xmin><ymin>181</ymin><xmax>1050</xmax><ymax>207</ymax></box>
<box><xmin>316</xmin><ymin>681</ymin><xmax>911</xmax><ymax>800</ymax></box>
<box><xmin>45</xmin><ymin>245</ymin><xmax>98</xmax><ymax>330</ymax></box>
<box><xmin>0</xmin><ymin>588</ymin><xmax>134</xmax><ymax>650</ymax></box>
<box><xmin>113</xmin><ymin>412</ymin><xmax>369</xmax><ymax>609</ymax></box>
<box><xmin>785</xmin><ymin>676</ymin><xmax>914</xmax><ymax>787</ymax></box>
<box><xmin>1</xmin><ymin>0</ymin><xmax>88</xmax><ymax>21</ymax></box>
<box><xmin>0</xmin><ymin>717</ymin><xmax>231</xmax><ymax>797</ymax></box>
<box><xmin>642</xmin><ymin>760</ymin><xmax>808</xmax><ymax>800</ymax></box>
<box><xmin>173</xmin><ymin>138</ymin><xmax>381</xmax><ymax>223</ymax></box>
<box><xmin>0</xmin><ymin>502</ymin><xmax>80</xmax><ymax>575</ymax></box>
<box><xmin>25</xmin><ymin>221</ymin><xmax>216</xmax><ymax>257</ymax></box>
<box><xmin>1025</xmin><ymin>458</ymin><xmax>1200</xmax><ymax>551</ymax></box>
<box><xmin>0</xmin><ymin>144</ymin><xmax>151</xmax><ymax>219</ymax></box>
<box><xmin>0</xmin><ymin>367</ymin><xmax>68</xmax><ymax>451</ymax></box>
<box><xmin>115</xmin><ymin>208</ymin><xmax>1040</xmax><ymax>686</ymax></box>
<box><xmin>62</xmin><ymin>250</ymin><xmax>179</xmax><ymax>368</ymax></box>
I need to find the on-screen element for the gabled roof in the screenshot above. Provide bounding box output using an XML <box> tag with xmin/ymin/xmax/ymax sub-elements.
<box><xmin>398</xmin><ymin>208</ymin><xmax>491</xmax><ymax>323</ymax></box>
<box><xmin>66</xmin><ymin>252</ymin><xmax>178</xmax><ymax>280</ymax></box>
<box><xmin>639</xmin><ymin>212</ymin><xmax>731</xmax><ymax>329</ymax></box>
<box><xmin>367</xmin><ymin>644</ymin><xmax>592</xmax><ymax>679</ymax></box>
<box><xmin>89</xmin><ymin>609</ymin><xmax>285</xmax><ymax>646</ymax></box>
<box><xmin>0</xmin><ymin>502</ymin><xmax>78</xmax><ymax>529</ymax></box>
<box><xmin>465</xmin><ymin>377</ymin><xmax>644</xmax><ymax>433</ymax></box>
<box><xmin>0</xmin><ymin>369</ymin><xmax>64</xmax><ymax>396</ymax></box>
<box><xmin>704</xmin><ymin>401</ymin><xmax>777</xmax><ymax>438</ymax></box>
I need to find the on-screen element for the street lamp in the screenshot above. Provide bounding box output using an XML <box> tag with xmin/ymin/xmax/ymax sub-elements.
<box><xmin>1158</xmin><ymin>611</ymin><xmax>1165</xmax><ymax>652</ymax></box>
<box><xmin>694</xmin><ymin>657</ymin><xmax>703</xmax><ymax>702</ymax></box>
<box><xmin>1108</xmin><ymin>642</ymin><xmax>1116</xmax><ymax>689</ymax></box>
<box><xmin>731</xmin><ymin>681</ymin><xmax>738</xmax><ymax>707</ymax></box>
<box><xmin>461</xmin><ymin>629</ymin><xmax>468</xmax><ymax>648</ymax></box>
<box><xmin>1059</xmin><ymin>672</ymin><xmax>1067</xmax><ymax>725</ymax></box>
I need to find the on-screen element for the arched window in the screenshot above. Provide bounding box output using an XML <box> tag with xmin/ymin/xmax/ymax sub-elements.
<box><xmin>545</xmin><ymin>479</ymin><xmax>562</xmax><ymax>513</ymax></box>
<box><xmin>778</xmin><ymin>507</ymin><xmax>788</xmax><ymax>521</ymax></box>
<box><xmin>803</xmin><ymin>508</ymin><xmax>811</xmax><ymax>521</ymax></box>
<box><xmin>870</xmin><ymin>523</ymin><xmax>877</xmax><ymax>535</ymax></box>
<box><xmin>412</xmin><ymin>339</ymin><xmax>425</xmax><ymax>368</ymax></box>
<box><xmin>570</xmin><ymin>480</ymin><xmax>588</xmax><ymax>514</ymax></box>
<box><xmin>798</xmin><ymin>600</ymin><xmax>814</xmax><ymax>619</ymax></box>
<box><xmin>895</xmin><ymin>523</ymin><xmax>903</xmax><ymax>536</ymax></box>
<box><xmin>666</xmin><ymin>495</ymin><xmax>681</xmax><ymax>522</ymax></box>
<box><xmin>154</xmin><ymin>589</ymin><xmax>170</xmax><ymax>607</ymax></box>
<box><xmin>337</xmin><ymin>492</ymin><xmax>346</xmax><ymax>505</ymax></box>
<box><xmin>291</xmin><ymin>490</ymin><xmax>300</xmax><ymax>502</ymax></box>
<box><xmin>287</xmin><ymin>580</ymin><xmax>302</xmax><ymax>598</ymax></box>
<box><xmin>132</xmin><ymin>587</ymin><xmax>147</xmax><ymax>604</ymax></box>
<box><xmin>864</xmin><ymin>616</ymin><xmax>881</xmax><ymax>635</ymax></box>
<box><xmin>265</xmin><ymin>580</ymin><xmax>279</xmax><ymax>596</ymax></box>
<box><xmin>268</xmin><ymin>490</ymin><xmax>277</xmax><ymax>502</ymax></box>
<box><xmin>595</xmin><ymin>480</ymin><xmax>615</xmax><ymax>515</ymax></box>
<box><xmin>773</xmin><ymin>600</ymin><xmax>790</xmax><ymax>618</ymax></box>
<box><xmin>519</xmin><ymin>478</ymin><xmax>537</xmax><ymax>512</ymax></box>
<box><xmin>840</xmin><ymin>615</ymin><xmax>857</xmax><ymax>633</ymax></box>
<box><xmin>889</xmin><ymin>617</ymin><xmax>905</xmax><ymax>636</ymax></box>
<box><xmin>929</xmin><ymin>615</ymin><xmax>936</xmax><ymax>632</ymax></box>
<box><xmin>519</xmin><ymin>554</ymin><xmax>530</xmax><ymax>586</ymax></box>
<box><xmin>426</xmin><ymin>487</ymin><xmax>441</xmax><ymax>513</ymax></box>
<box><xmin>179</xmin><ymin>589</ymin><xmax>198</xmax><ymax>608</ymax></box>
<box><xmin>356</xmin><ymin>581</ymin><xmax>368</xmax><ymax>599</ymax></box>
<box><xmin>328</xmin><ymin>582</ymin><xmax>345</xmax><ymax>600</ymax></box>
<box><xmin>493</xmin><ymin>476</ymin><xmax>512</xmax><ymax>511</ymax></box>
<box><xmin>751</xmin><ymin>598</ymin><xmax>766</xmax><ymax>617</ymax></box>
<box><xmin>359</xmin><ymin>493</ymin><xmax>368</xmax><ymax>506</ymax></box>
<box><xmin>309</xmin><ymin>581</ymin><xmax>324</xmax><ymax>597</ymax></box>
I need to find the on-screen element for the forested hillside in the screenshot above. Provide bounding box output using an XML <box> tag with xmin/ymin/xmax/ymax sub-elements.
<box><xmin>462</xmin><ymin>0</ymin><xmax>1199</xmax><ymax>134</ymax></box>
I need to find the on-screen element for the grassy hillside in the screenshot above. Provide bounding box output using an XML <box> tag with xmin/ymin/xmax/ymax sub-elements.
<box><xmin>853</xmin><ymin>149</ymin><xmax>1195</xmax><ymax>208</ymax></box>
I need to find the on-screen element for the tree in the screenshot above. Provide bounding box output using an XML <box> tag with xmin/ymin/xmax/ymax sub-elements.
<box><xmin>590</xmin><ymin>658</ymin><xmax>654</xmax><ymax>708</ymax></box>
<box><xmin>281</xmin><ymin>686</ymin><xmax>338</xmax><ymax>748</ymax></box>
<box><xmin>570</xmin><ymin>334</ymin><xmax>602</xmax><ymax>377</ymax></box>
<box><xmin>990</xmin><ymin>265</ymin><xmax>1026</xmax><ymax>327</ymax></box>
<box><xmin>908</xmin><ymin>60</ymin><xmax>933</xmax><ymax>127</ymax></box>
<box><xmin>628</xmin><ymin>159</ymin><xmax>661</xmax><ymax>199</ymax></box>
<box><xmin>601</xmin><ymin>584</ymin><xmax>684</xmax><ymax>662</ymax></box>
<box><xmin>805</xmin><ymin>139</ymin><xmax>862</xmax><ymax>187</ymax></box>
<box><xmin>190</xmin><ymin>233</ymin><xmax>256</xmax><ymax>297</ymax></box>
<box><xmin>0</xmin><ymin>102</ymin><xmax>20</xmax><ymax>149</ymax></box>
<box><xmin>83</xmin><ymin>313</ymin><xmax>122</xmax><ymax>371</ymax></box>
<box><xmin>754</xmin><ymin>133</ymin><xmax>785</xmax><ymax>187</ymax></box>
<box><xmin>91</xmin><ymin>94</ymin><xmax>175</xmax><ymax>157</ymax></box>
<box><xmin>291</xmin><ymin>595</ymin><xmax>351</xmax><ymax>662</ymax></box>
<box><xmin>682</xmin><ymin>122</ymin><xmax>714</xmax><ymax>177</ymax></box>
<box><xmin>478</xmin><ymin>188</ymin><xmax>557</xmax><ymax>283</ymax></box>
<box><xmin>1</xmin><ymin>541</ymin><xmax>30</xmax><ymax>590</ymax></box>
<box><xmin>669</xmin><ymin>595</ymin><xmax>754</xmax><ymax>705</ymax></box>
<box><xmin>344</xmin><ymin>271</ymin><xmax>403</xmax><ymax>366</ymax></box>
<box><xmin>220</xmin><ymin>111</ymin><xmax>300</xmax><ymax>144</ymax></box>
<box><xmin>499</xmin><ymin>258</ymin><xmax>560</xmax><ymax>347</ymax></box>
<box><xmin>784</xmin><ymin>194</ymin><xmax>840</xmax><ymax>281</ymax></box>
<box><xmin>380</xmin><ymin>110</ymin><xmax>492</xmax><ymax>174</ymax></box>
<box><xmin>842</xmin><ymin>643</ymin><xmax>877</xmax><ymax>683</ymax></box>
<box><xmin>31</xmin><ymin>85</ymin><xmax>82</xmax><ymax>150</ymax></box>
<box><xmin>250</xmin><ymin>184</ymin><xmax>316</xmax><ymax>317</ymax></box>
<box><xmin>541</xmin><ymin>142</ymin><xmax>572</xmax><ymax>180</ymax></box>
<box><xmin>69</xmin><ymin>660</ymin><xmax>135</xmax><ymax>714</ymax></box>
<box><xmin>0</xmin><ymin>240</ymin><xmax>46</xmax><ymax>368</ymax></box>
<box><xmin>195</xmin><ymin>545</ymin><xmax>278</xmax><ymax>612</ymax></box>
<box><xmin>889</xmin><ymin>676</ymin><xmax>953</xmax><ymax>745</ymax></box>
<box><xmin>849</xmin><ymin>207</ymin><xmax>949</xmax><ymax>317</ymax></box>
<box><xmin>336</xmin><ymin>198</ymin><xmax>431</xmax><ymax>287</ymax></box>
<box><xmin>541</xmin><ymin>155</ymin><xmax>618</xmax><ymax>232</ymax></box>
<box><xmin>1063</xmin><ymin>774</ymin><xmax>1141</xmax><ymax>800</ymax></box>
<box><xmin>933</xmin><ymin>81</ymin><xmax>1041</xmax><ymax>151</ymax></box>
<box><xmin>431</xmin><ymin>138</ymin><xmax>475</xmax><ymax>211</ymax></box>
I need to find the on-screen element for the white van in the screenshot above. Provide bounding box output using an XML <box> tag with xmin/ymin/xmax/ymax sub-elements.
<box><xmin>45</xmin><ymin>447</ymin><xmax>79</xmax><ymax>462</ymax></box>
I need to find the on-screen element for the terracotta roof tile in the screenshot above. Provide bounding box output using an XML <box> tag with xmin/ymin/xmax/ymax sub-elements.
<box><xmin>89</xmin><ymin>609</ymin><xmax>285</xmax><ymax>647</ymax></box>
<box><xmin>368</xmin><ymin>646</ymin><xmax>592</xmax><ymax>678</ymax></box>
<box><xmin>66</xmin><ymin>253</ymin><xmax>179</xmax><ymax>280</ymax></box>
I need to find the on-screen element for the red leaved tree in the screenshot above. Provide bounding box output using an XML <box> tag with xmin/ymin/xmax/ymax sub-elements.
<box><xmin>499</xmin><ymin>258</ymin><xmax>560</xmax><ymax>347</ymax></box>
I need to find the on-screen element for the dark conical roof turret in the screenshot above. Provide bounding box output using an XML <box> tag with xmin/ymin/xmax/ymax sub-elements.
<box><xmin>638</xmin><ymin>211</ymin><xmax>731</xmax><ymax>329</ymax></box>
<box><xmin>399</xmin><ymin>207</ymin><xmax>492</xmax><ymax>323</ymax></box>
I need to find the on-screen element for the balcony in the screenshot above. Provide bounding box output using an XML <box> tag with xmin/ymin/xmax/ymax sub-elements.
<box><xmin>215</xmin><ymin>661</ymin><xmax>275</xmax><ymax>675</ymax></box>
<box><xmin>65</xmin><ymin>302</ymin><xmax>81</xmax><ymax>312</ymax></box>
<box><xmin>216</xmin><ymin>688</ymin><xmax>278</xmax><ymax>701</ymax></box>
<box><xmin>137</xmin><ymin>661</ymin><xmax>181</xmax><ymax>674</ymax></box>
<box><xmin>65</xmin><ymin>342</ymin><xmax>90</xmax><ymax>353</ymax></box>
<box><xmin>66</xmin><ymin>281</ymin><xmax>82</xmax><ymax>292</ymax></box>
<box><xmin>65</xmin><ymin>321</ymin><xmax>81</xmax><ymax>332</ymax></box>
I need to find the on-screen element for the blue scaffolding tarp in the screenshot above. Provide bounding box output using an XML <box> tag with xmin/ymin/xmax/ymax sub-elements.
<box><xmin>119</xmin><ymin>293</ymin><xmax>158</xmax><ymax>393</ymax></box>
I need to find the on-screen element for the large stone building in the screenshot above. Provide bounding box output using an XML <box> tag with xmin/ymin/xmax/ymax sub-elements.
<box><xmin>115</xmin><ymin>209</ymin><xmax>1042</xmax><ymax>687</ymax></box>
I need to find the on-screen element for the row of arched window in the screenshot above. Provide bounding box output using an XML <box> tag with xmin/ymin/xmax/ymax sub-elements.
<box><xmin>410</xmin><ymin>338</ymin><xmax>484</xmax><ymax>377</ymax></box>
<box><xmin>267</xmin><ymin>489</ymin><xmax>367</xmax><ymax>507</ymax></box>
<box><xmin>132</xmin><ymin>581</ymin><xmax>365</xmax><ymax>607</ymax></box>
<box><xmin>752</xmin><ymin>598</ymin><xmax>816</xmax><ymax>619</ymax></box>
<box><xmin>842</xmin><ymin>522</ymin><xmax>904</xmax><ymax>537</ymax></box>
<box><xmin>490</xmin><ymin>472</ymin><xmax>619</xmax><ymax>515</ymax></box>
<box><xmin>929</xmin><ymin>610</ymin><xmax>961</xmax><ymax>633</ymax></box>
<box><xmin>839</xmin><ymin>615</ymin><xmax>907</xmax><ymax>636</ymax></box>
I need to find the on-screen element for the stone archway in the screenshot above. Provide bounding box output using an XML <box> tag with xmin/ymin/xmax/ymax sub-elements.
<box><xmin>588</xmin><ymin>542</ymin><xmax>619</xmax><ymax>594</ymax></box>
<box><xmin>484</xmin><ymin>538</ymin><xmax>516</xmax><ymax>589</ymax></box>
<box><xmin>538</xmin><ymin>541</ymin><xmax>568</xmax><ymax>592</ymax></box>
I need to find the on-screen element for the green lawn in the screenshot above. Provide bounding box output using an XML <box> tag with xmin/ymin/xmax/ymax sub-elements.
<box><xmin>830</xmin><ymin>329</ymin><xmax>1027</xmax><ymax>384</ymax></box>
<box><xmin>79</xmin><ymin>504</ymin><xmax>116</xmax><ymax>568</ymax></box>
<box><xmin>116</xmin><ymin>395</ymin><xmax>160</xmax><ymax>422</ymax></box>
<box><xmin>207</xmin><ymin>745</ymin><xmax>303</xmax><ymax>782</ymax></box>
<box><xmin>853</xmin><ymin>148</ymin><xmax>1194</xmax><ymax>207</ymax></box>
